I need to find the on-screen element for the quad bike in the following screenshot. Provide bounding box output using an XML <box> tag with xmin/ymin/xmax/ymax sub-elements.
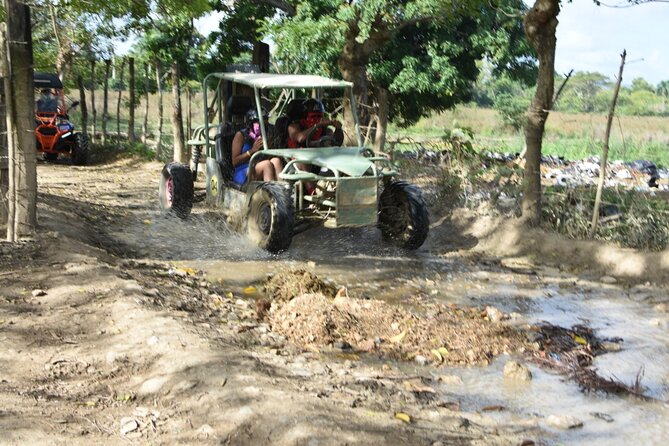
<box><xmin>158</xmin><ymin>72</ymin><xmax>429</xmax><ymax>253</ymax></box>
<box><xmin>34</xmin><ymin>72</ymin><xmax>89</xmax><ymax>165</ymax></box>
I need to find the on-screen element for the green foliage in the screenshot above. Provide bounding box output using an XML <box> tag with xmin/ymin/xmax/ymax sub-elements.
<box><xmin>542</xmin><ymin>187</ymin><xmax>669</xmax><ymax>251</ymax></box>
<box><xmin>490</xmin><ymin>76</ymin><xmax>530</xmax><ymax>130</ymax></box>
<box><xmin>265</xmin><ymin>0</ymin><xmax>535</xmax><ymax>127</ymax></box>
<box><xmin>617</xmin><ymin>88</ymin><xmax>664</xmax><ymax>116</ymax></box>
<box><xmin>197</xmin><ymin>1</ymin><xmax>276</xmax><ymax>75</ymax></box>
<box><xmin>554</xmin><ymin>71</ymin><xmax>611</xmax><ymax>113</ymax></box>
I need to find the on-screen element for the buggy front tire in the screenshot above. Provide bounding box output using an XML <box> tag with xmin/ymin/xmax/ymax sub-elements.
<box><xmin>72</xmin><ymin>133</ymin><xmax>89</xmax><ymax>165</ymax></box>
<box><xmin>246</xmin><ymin>183</ymin><xmax>294</xmax><ymax>253</ymax></box>
<box><xmin>378</xmin><ymin>181</ymin><xmax>429</xmax><ymax>250</ymax></box>
<box><xmin>159</xmin><ymin>162</ymin><xmax>194</xmax><ymax>219</ymax></box>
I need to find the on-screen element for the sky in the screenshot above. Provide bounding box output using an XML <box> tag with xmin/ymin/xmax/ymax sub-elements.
<box><xmin>194</xmin><ymin>2</ymin><xmax>669</xmax><ymax>85</ymax></box>
<box><xmin>554</xmin><ymin>1</ymin><xmax>669</xmax><ymax>86</ymax></box>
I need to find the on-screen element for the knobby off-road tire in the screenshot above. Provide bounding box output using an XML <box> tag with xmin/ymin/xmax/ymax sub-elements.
<box><xmin>159</xmin><ymin>162</ymin><xmax>194</xmax><ymax>219</ymax></box>
<box><xmin>72</xmin><ymin>133</ymin><xmax>89</xmax><ymax>166</ymax></box>
<box><xmin>246</xmin><ymin>183</ymin><xmax>294</xmax><ymax>253</ymax></box>
<box><xmin>378</xmin><ymin>181</ymin><xmax>429</xmax><ymax>250</ymax></box>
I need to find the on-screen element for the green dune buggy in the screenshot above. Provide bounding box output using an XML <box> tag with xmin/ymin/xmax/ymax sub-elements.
<box><xmin>158</xmin><ymin>72</ymin><xmax>428</xmax><ymax>253</ymax></box>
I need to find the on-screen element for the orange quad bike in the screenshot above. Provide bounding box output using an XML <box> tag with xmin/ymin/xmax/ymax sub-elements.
<box><xmin>34</xmin><ymin>72</ymin><xmax>89</xmax><ymax>165</ymax></box>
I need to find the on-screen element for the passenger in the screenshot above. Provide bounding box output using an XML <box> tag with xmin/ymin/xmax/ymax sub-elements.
<box><xmin>287</xmin><ymin>98</ymin><xmax>343</xmax><ymax>148</ymax></box>
<box><xmin>36</xmin><ymin>89</ymin><xmax>58</xmax><ymax>113</ymax></box>
<box><xmin>232</xmin><ymin>108</ymin><xmax>283</xmax><ymax>184</ymax></box>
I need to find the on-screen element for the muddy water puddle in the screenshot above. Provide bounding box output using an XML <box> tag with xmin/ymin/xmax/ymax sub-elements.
<box><xmin>173</xmin><ymin>227</ymin><xmax>669</xmax><ymax>444</ymax></box>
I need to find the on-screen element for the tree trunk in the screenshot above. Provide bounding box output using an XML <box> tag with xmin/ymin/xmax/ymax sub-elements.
<box><xmin>186</xmin><ymin>85</ymin><xmax>192</xmax><ymax>142</ymax></box>
<box><xmin>77</xmin><ymin>74</ymin><xmax>87</xmax><ymax>135</ymax></box>
<box><xmin>48</xmin><ymin>3</ymin><xmax>73</xmax><ymax>82</ymax></box>
<box><xmin>590</xmin><ymin>50</ymin><xmax>626</xmax><ymax>237</ymax></box>
<box><xmin>171</xmin><ymin>61</ymin><xmax>186</xmax><ymax>163</ymax></box>
<box><xmin>142</xmin><ymin>63</ymin><xmax>149</xmax><ymax>145</ymax></box>
<box><xmin>2</xmin><ymin>1</ymin><xmax>36</xmax><ymax>241</ymax></box>
<box><xmin>116</xmin><ymin>57</ymin><xmax>126</xmax><ymax>149</ymax></box>
<box><xmin>0</xmin><ymin>27</ymin><xmax>7</xmax><ymax>227</ymax></box>
<box><xmin>337</xmin><ymin>16</ymin><xmax>391</xmax><ymax>145</ymax></box>
<box><xmin>373</xmin><ymin>87</ymin><xmax>388</xmax><ymax>152</ymax></box>
<box><xmin>155</xmin><ymin>60</ymin><xmax>163</xmax><ymax>159</ymax></box>
<box><xmin>128</xmin><ymin>57</ymin><xmax>135</xmax><ymax>143</ymax></box>
<box><xmin>90</xmin><ymin>59</ymin><xmax>96</xmax><ymax>142</ymax></box>
<box><xmin>102</xmin><ymin>59</ymin><xmax>111</xmax><ymax>145</ymax></box>
<box><xmin>521</xmin><ymin>0</ymin><xmax>560</xmax><ymax>226</ymax></box>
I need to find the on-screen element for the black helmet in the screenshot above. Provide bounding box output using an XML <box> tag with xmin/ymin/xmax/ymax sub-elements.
<box><xmin>303</xmin><ymin>98</ymin><xmax>325</xmax><ymax>114</ymax></box>
<box><xmin>245</xmin><ymin>107</ymin><xmax>267</xmax><ymax>124</ymax></box>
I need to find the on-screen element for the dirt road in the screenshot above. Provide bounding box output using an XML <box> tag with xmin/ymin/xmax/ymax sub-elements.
<box><xmin>1</xmin><ymin>156</ymin><xmax>667</xmax><ymax>445</ymax></box>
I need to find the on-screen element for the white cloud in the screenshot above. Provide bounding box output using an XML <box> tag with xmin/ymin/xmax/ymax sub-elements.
<box><xmin>554</xmin><ymin>0</ymin><xmax>669</xmax><ymax>85</ymax></box>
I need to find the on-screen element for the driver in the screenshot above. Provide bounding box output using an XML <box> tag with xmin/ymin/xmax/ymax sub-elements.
<box><xmin>287</xmin><ymin>98</ymin><xmax>343</xmax><ymax>148</ymax></box>
<box><xmin>36</xmin><ymin>89</ymin><xmax>58</xmax><ymax>113</ymax></box>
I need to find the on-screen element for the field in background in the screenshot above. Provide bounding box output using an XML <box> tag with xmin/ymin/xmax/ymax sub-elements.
<box><xmin>68</xmin><ymin>90</ymin><xmax>669</xmax><ymax>167</ymax></box>
<box><xmin>390</xmin><ymin>106</ymin><xmax>669</xmax><ymax>166</ymax></box>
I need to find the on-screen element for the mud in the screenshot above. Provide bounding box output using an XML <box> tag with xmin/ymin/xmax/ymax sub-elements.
<box><xmin>1</xmin><ymin>155</ymin><xmax>668</xmax><ymax>445</ymax></box>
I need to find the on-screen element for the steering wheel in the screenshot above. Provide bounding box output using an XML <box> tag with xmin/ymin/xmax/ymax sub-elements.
<box><xmin>304</xmin><ymin>124</ymin><xmax>343</xmax><ymax>148</ymax></box>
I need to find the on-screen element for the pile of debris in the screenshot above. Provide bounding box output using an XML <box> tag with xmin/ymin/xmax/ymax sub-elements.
<box><xmin>265</xmin><ymin>270</ymin><xmax>526</xmax><ymax>366</ymax></box>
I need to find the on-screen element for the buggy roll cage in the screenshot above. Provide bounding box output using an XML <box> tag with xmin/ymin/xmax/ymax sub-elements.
<box><xmin>200</xmin><ymin>72</ymin><xmax>364</xmax><ymax>158</ymax></box>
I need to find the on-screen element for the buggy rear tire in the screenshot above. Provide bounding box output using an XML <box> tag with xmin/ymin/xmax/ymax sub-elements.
<box><xmin>378</xmin><ymin>181</ymin><xmax>429</xmax><ymax>250</ymax></box>
<box><xmin>72</xmin><ymin>133</ymin><xmax>89</xmax><ymax>166</ymax></box>
<box><xmin>246</xmin><ymin>183</ymin><xmax>294</xmax><ymax>253</ymax></box>
<box><xmin>159</xmin><ymin>162</ymin><xmax>194</xmax><ymax>219</ymax></box>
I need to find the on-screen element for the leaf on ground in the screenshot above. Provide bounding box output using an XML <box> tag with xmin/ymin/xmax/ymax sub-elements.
<box><xmin>143</xmin><ymin>219</ymin><xmax>152</xmax><ymax>225</ymax></box>
<box><xmin>394</xmin><ymin>412</ymin><xmax>412</xmax><ymax>423</ymax></box>
<box><xmin>225</xmin><ymin>291</ymin><xmax>234</xmax><ymax>299</ymax></box>
<box><xmin>243</xmin><ymin>286</ymin><xmax>257</xmax><ymax>294</ymax></box>
<box><xmin>389</xmin><ymin>330</ymin><xmax>407</xmax><ymax>344</ymax></box>
<box><xmin>431</xmin><ymin>347</ymin><xmax>448</xmax><ymax>363</ymax></box>
<box><xmin>573</xmin><ymin>335</ymin><xmax>588</xmax><ymax>345</ymax></box>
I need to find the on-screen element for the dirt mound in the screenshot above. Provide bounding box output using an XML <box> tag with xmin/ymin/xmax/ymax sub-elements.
<box><xmin>264</xmin><ymin>269</ymin><xmax>338</xmax><ymax>301</ymax></box>
<box><xmin>270</xmin><ymin>291</ymin><xmax>527</xmax><ymax>366</ymax></box>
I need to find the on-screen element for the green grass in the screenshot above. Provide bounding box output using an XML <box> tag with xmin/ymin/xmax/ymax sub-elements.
<box><xmin>389</xmin><ymin>105</ymin><xmax>669</xmax><ymax>167</ymax></box>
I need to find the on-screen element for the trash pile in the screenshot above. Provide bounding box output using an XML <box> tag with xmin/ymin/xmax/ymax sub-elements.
<box><xmin>541</xmin><ymin>156</ymin><xmax>668</xmax><ymax>190</ymax></box>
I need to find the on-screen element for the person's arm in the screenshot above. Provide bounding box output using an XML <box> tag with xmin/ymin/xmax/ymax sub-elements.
<box><xmin>231</xmin><ymin>132</ymin><xmax>248</xmax><ymax>167</ymax></box>
<box><xmin>287</xmin><ymin>122</ymin><xmax>309</xmax><ymax>146</ymax></box>
<box><xmin>232</xmin><ymin>132</ymin><xmax>264</xmax><ymax>167</ymax></box>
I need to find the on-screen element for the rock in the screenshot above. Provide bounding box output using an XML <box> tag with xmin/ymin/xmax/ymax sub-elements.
<box><xmin>600</xmin><ymin>276</ymin><xmax>617</xmax><ymax>284</ymax></box>
<box><xmin>121</xmin><ymin>281</ymin><xmax>144</xmax><ymax>295</ymax></box>
<box><xmin>546</xmin><ymin>414</ymin><xmax>583</xmax><ymax>430</ymax></box>
<box><xmin>503</xmin><ymin>361</ymin><xmax>532</xmax><ymax>381</ymax></box>
<box><xmin>600</xmin><ymin>341</ymin><xmax>622</xmax><ymax>352</ymax></box>
<box><xmin>414</xmin><ymin>355</ymin><xmax>429</xmax><ymax>366</ymax></box>
<box><xmin>590</xmin><ymin>412</ymin><xmax>614</xmax><ymax>423</ymax></box>
<box><xmin>485</xmin><ymin>306</ymin><xmax>504</xmax><ymax>322</ymax></box>
<box><xmin>196</xmin><ymin>424</ymin><xmax>215</xmax><ymax>439</ymax></box>
<box><xmin>654</xmin><ymin>303</ymin><xmax>669</xmax><ymax>313</ymax></box>
<box><xmin>31</xmin><ymin>289</ymin><xmax>47</xmax><ymax>297</ymax></box>
<box><xmin>649</xmin><ymin>318</ymin><xmax>667</xmax><ymax>328</ymax></box>
<box><xmin>437</xmin><ymin>375</ymin><xmax>463</xmax><ymax>385</ymax></box>
<box><xmin>138</xmin><ymin>376</ymin><xmax>170</xmax><ymax>396</ymax></box>
<box><xmin>120</xmin><ymin>417</ymin><xmax>139</xmax><ymax>435</ymax></box>
<box><xmin>142</xmin><ymin>288</ymin><xmax>161</xmax><ymax>297</ymax></box>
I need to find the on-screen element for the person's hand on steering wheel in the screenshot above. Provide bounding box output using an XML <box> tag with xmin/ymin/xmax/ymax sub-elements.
<box><xmin>304</xmin><ymin>120</ymin><xmax>344</xmax><ymax>148</ymax></box>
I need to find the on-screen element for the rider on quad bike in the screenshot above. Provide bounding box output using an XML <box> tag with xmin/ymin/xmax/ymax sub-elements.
<box><xmin>34</xmin><ymin>72</ymin><xmax>89</xmax><ymax>165</ymax></box>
